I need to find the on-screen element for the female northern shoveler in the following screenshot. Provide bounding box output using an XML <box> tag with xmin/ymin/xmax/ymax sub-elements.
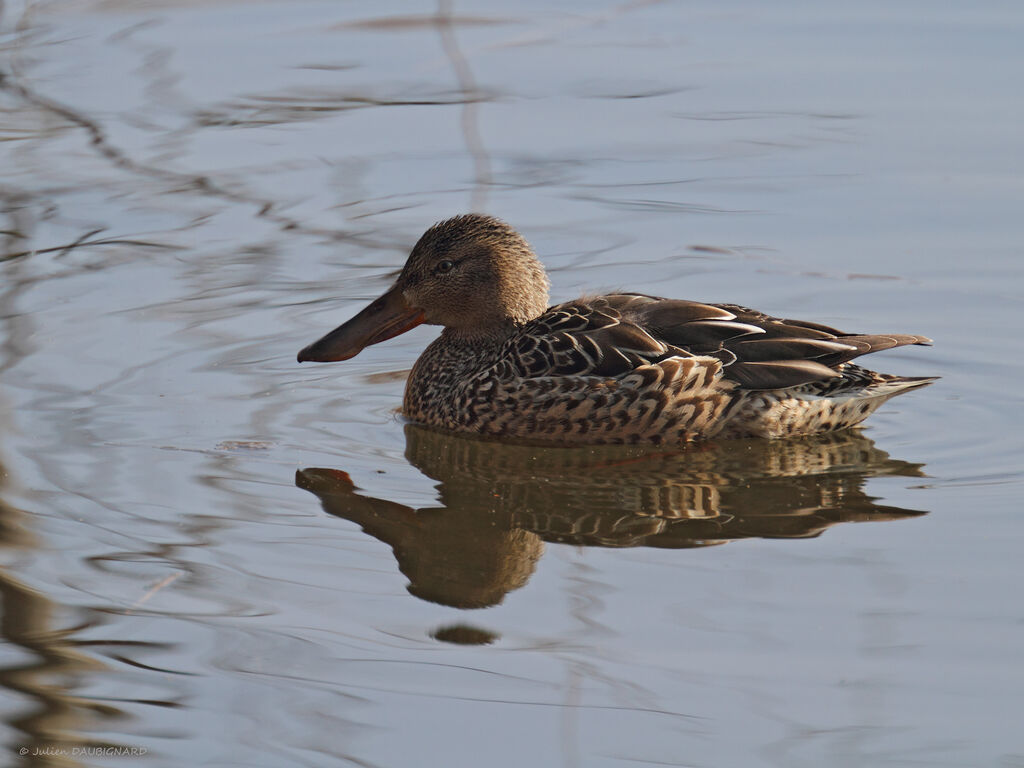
<box><xmin>298</xmin><ymin>214</ymin><xmax>935</xmax><ymax>443</ymax></box>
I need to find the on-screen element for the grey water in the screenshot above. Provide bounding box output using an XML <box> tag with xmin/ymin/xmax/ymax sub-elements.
<box><xmin>1</xmin><ymin>1</ymin><xmax>1022</xmax><ymax>766</ymax></box>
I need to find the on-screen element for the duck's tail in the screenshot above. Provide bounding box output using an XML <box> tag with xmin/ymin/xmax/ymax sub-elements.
<box><xmin>860</xmin><ymin>373</ymin><xmax>939</xmax><ymax>400</ymax></box>
<box><xmin>719</xmin><ymin>372</ymin><xmax>938</xmax><ymax>439</ymax></box>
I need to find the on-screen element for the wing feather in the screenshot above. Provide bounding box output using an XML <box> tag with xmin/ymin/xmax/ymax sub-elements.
<box><xmin>504</xmin><ymin>293</ymin><xmax>931</xmax><ymax>391</ymax></box>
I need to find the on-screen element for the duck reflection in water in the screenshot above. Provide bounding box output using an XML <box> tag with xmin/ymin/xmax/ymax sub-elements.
<box><xmin>296</xmin><ymin>425</ymin><xmax>927</xmax><ymax>610</ymax></box>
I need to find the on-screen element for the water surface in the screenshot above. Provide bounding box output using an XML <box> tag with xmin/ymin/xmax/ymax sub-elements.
<box><xmin>1</xmin><ymin>1</ymin><xmax>1022</xmax><ymax>766</ymax></box>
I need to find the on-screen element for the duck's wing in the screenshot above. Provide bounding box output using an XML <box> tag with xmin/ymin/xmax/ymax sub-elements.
<box><xmin>505</xmin><ymin>295</ymin><xmax>679</xmax><ymax>379</ymax></box>
<box><xmin>507</xmin><ymin>294</ymin><xmax>931</xmax><ymax>391</ymax></box>
<box><xmin>698</xmin><ymin>302</ymin><xmax>932</xmax><ymax>389</ymax></box>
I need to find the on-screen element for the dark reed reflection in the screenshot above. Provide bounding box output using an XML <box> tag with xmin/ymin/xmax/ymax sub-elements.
<box><xmin>0</xmin><ymin>460</ymin><xmax>93</xmax><ymax>768</ymax></box>
<box><xmin>297</xmin><ymin>426</ymin><xmax>927</xmax><ymax>610</ymax></box>
<box><xmin>0</xmin><ymin>459</ymin><xmax>173</xmax><ymax>764</ymax></box>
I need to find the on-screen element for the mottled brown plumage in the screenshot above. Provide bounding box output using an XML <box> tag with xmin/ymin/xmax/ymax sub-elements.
<box><xmin>298</xmin><ymin>214</ymin><xmax>935</xmax><ymax>443</ymax></box>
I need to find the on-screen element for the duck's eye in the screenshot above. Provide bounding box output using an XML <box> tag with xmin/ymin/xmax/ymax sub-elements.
<box><xmin>435</xmin><ymin>259</ymin><xmax>455</xmax><ymax>275</ymax></box>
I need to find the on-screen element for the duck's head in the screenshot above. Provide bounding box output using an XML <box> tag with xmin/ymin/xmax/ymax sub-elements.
<box><xmin>298</xmin><ymin>214</ymin><xmax>550</xmax><ymax>362</ymax></box>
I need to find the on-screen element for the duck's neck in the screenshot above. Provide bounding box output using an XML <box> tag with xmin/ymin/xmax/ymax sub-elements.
<box><xmin>403</xmin><ymin>322</ymin><xmax>521</xmax><ymax>429</ymax></box>
<box><xmin>441</xmin><ymin>322</ymin><xmax>520</xmax><ymax>346</ymax></box>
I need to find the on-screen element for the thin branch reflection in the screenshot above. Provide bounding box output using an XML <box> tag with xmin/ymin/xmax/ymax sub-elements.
<box><xmin>436</xmin><ymin>0</ymin><xmax>493</xmax><ymax>211</ymax></box>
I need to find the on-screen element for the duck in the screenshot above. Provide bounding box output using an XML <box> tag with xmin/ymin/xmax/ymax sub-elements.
<box><xmin>298</xmin><ymin>214</ymin><xmax>935</xmax><ymax>444</ymax></box>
